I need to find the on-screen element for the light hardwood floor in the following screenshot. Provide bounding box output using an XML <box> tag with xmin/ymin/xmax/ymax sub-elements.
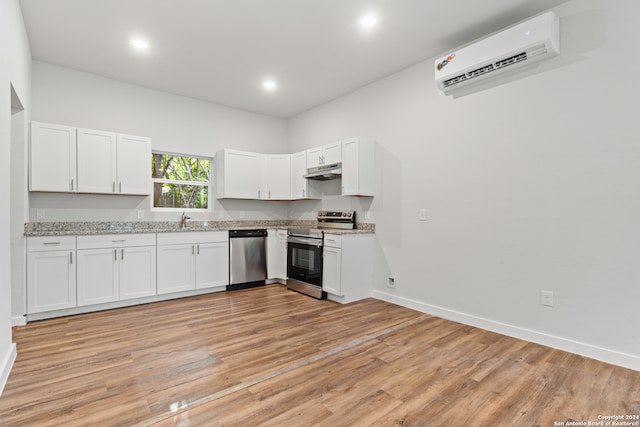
<box><xmin>1</xmin><ymin>285</ymin><xmax>638</xmax><ymax>426</ymax></box>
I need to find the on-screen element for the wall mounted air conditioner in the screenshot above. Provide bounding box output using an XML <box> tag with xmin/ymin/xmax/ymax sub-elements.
<box><xmin>435</xmin><ymin>11</ymin><xmax>559</xmax><ymax>95</ymax></box>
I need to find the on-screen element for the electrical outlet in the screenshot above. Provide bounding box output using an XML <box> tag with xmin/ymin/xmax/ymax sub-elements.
<box><xmin>419</xmin><ymin>209</ymin><xmax>427</xmax><ymax>221</ymax></box>
<box><xmin>137</xmin><ymin>210</ymin><xmax>144</xmax><ymax>220</ymax></box>
<box><xmin>239</xmin><ymin>211</ymin><xmax>245</xmax><ymax>219</ymax></box>
<box><xmin>218</xmin><ymin>211</ymin><xmax>225</xmax><ymax>219</ymax></box>
<box><xmin>364</xmin><ymin>211</ymin><xmax>371</xmax><ymax>220</ymax></box>
<box><xmin>541</xmin><ymin>290</ymin><xmax>554</xmax><ymax>307</ymax></box>
<box><xmin>36</xmin><ymin>209</ymin><xmax>45</xmax><ymax>220</ymax></box>
<box><xmin>387</xmin><ymin>276</ymin><xmax>396</xmax><ymax>288</ymax></box>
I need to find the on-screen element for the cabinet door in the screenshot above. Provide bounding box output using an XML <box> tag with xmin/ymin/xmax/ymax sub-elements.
<box><xmin>117</xmin><ymin>134</ymin><xmax>151</xmax><ymax>195</ymax></box>
<box><xmin>306</xmin><ymin>146</ymin><xmax>323</xmax><ymax>168</ymax></box>
<box><xmin>30</xmin><ymin>121</ymin><xmax>77</xmax><ymax>193</ymax></box>
<box><xmin>341</xmin><ymin>137</ymin><xmax>375</xmax><ymax>197</ymax></box>
<box><xmin>322</xmin><ymin>246</ymin><xmax>342</xmax><ymax>296</ymax></box>
<box><xmin>77</xmin><ymin>128</ymin><xmax>117</xmax><ymax>194</ymax></box>
<box><xmin>77</xmin><ymin>248</ymin><xmax>119</xmax><ymax>306</ymax></box>
<box><xmin>222</xmin><ymin>150</ymin><xmax>264</xmax><ymax>199</ymax></box>
<box><xmin>265</xmin><ymin>154</ymin><xmax>291</xmax><ymax>200</ymax></box>
<box><xmin>341</xmin><ymin>137</ymin><xmax>360</xmax><ymax>196</ymax></box>
<box><xmin>157</xmin><ymin>244</ymin><xmax>196</xmax><ymax>294</ymax></box>
<box><xmin>27</xmin><ymin>250</ymin><xmax>76</xmax><ymax>313</ymax></box>
<box><xmin>267</xmin><ymin>229</ymin><xmax>284</xmax><ymax>280</ymax></box>
<box><xmin>291</xmin><ymin>151</ymin><xmax>306</xmax><ymax>199</ymax></box>
<box><xmin>120</xmin><ymin>246</ymin><xmax>157</xmax><ymax>300</ymax></box>
<box><xmin>277</xmin><ymin>230</ymin><xmax>288</xmax><ymax>279</ymax></box>
<box><xmin>195</xmin><ymin>242</ymin><xmax>229</xmax><ymax>289</ymax></box>
<box><xmin>323</xmin><ymin>141</ymin><xmax>342</xmax><ymax>165</ymax></box>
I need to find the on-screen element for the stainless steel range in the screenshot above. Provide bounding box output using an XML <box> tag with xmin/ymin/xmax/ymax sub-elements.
<box><xmin>286</xmin><ymin>210</ymin><xmax>356</xmax><ymax>299</ymax></box>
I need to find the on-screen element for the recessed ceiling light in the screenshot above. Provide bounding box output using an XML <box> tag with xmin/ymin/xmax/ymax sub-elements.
<box><xmin>131</xmin><ymin>39</ymin><xmax>149</xmax><ymax>49</ymax></box>
<box><xmin>263</xmin><ymin>80</ymin><xmax>277</xmax><ymax>90</ymax></box>
<box><xmin>360</xmin><ymin>15</ymin><xmax>377</xmax><ymax>27</ymax></box>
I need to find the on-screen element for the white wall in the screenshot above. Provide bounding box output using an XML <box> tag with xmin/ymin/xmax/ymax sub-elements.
<box><xmin>288</xmin><ymin>0</ymin><xmax>640</xmax><ymax>370</ymax></box>
<box><xmin>1</xmin><ymin>0</ymin><xmax>32</xmax><ymax>393</ymax></box>
<box><xmin>30</xmin><ymin>61</ymin><xmax>290</xmax><ymax>222</ymax></box>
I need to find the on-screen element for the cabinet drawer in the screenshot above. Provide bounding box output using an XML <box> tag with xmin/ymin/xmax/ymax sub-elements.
<box><xmin>27</xmin><ymin>236</ymin><xmax>76</xmax><ymax>252</ymax></box>
<box><xmin>77</xmin><ymin>233</ymin><xmax>156</xmax><ymax>249</ymax></box>
<box><xmin>157</xmin><ymin>231</ymin><xmax>228</xmax><ymax>245</ymax></box>
<box><xmin>323</xmin><ymin>234</ymin><xmax>342</xmax><ymax>248</ymax></box>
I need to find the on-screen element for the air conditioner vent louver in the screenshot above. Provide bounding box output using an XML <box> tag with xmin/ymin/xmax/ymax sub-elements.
<box><xmin>443</xmin><ymin>74</ymin><xmax>468</xmax><ymax>88</ymax></box>
<box><xmin>435</xmin><ymin>12</ymin><xmax>560</xmax><ymax>95</ymax></box>
<box><xmin>494</xmin><ymin>52</ymin><xmax>528</xmax><ymax>69</ymax></box>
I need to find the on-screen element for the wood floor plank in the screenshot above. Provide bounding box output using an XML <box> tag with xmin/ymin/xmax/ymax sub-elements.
<box><xmin>2</xmin><ymin>284</ymin><xmax>639</xmax><ymax>427</ymax></box>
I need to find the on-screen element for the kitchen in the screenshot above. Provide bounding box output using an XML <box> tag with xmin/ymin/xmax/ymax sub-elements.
<box><xmin>2</xmin><ymin>0</ymin><xmax>640</xmax><ymax>425</ymax></box>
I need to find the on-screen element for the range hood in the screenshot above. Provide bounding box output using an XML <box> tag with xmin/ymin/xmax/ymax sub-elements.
<box><xmin>304</xmin><ymin>163</ymin><xmax>342</xmax><ymax>181</ymax></box>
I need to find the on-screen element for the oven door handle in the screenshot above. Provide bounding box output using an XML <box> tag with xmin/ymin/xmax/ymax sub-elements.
<box><xmin>288</xmin><ymin>236</ymin><xmax>323</xmax><ymax>247</ymax></box>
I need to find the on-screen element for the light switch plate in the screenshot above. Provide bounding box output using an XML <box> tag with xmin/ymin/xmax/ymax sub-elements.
<box><xmin>137</xmin><ymin>210</ymin><xmax>144</xmax><ymax>219</ymax></box>
<box><xmin>218</xmin><ymin>211</ymin><xmax>225</xmax><ymax>219</ymax></box>
<box><xmin>419</xmin><ymin>209</ymin><xmax>427</xmax><ymax>221</ymax></box>
<box><xmin>36</xmin><ymin>209</ymin><xmax>45</xmax><ymax>220</ymax></box>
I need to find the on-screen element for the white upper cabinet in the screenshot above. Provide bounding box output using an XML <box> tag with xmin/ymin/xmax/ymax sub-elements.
<box><xmin>217</xmin><ymin>150</ymin><xmax>293</xmax><ymax>200</ymax></box>
<box><xmin>341</xmin><ymin>137</ymin><xmax>376</xmax><ymax>197</ymax></box>
<box><xmin>30</xmin><ymin>121</ymin><xmax>77</xmax><ymax>193</ymax></box>
<box><xmin>291</xmin><ymin>151</ymin><xmax>320</xmax><ymax>200</ymax></box>
<box><xmin>216</xmin><ymin>149</ymin><xmax>264</xmax><ymax>199</ymax></box>
<box><xmin>306</xmin><ymin>141</ymin><xmax>342</xmax><ymax>168</ymax></box>
<box><xmin>77</xmin><ymin>128</ymin><xmax>117</xmax><ymax>194</ymax></box>
<box><xmin>263</xmin><ymin>154</ymin><xmax>291</xmax><ymax>200</ymax></box>
<box><xmin>306</xmin><ymin>146</ymin><xmax>323</xmax><ymax>169</ymax></box>
<box><xmin>116</xmin><ymin>134</ymin><xmax>152</xmax><ymax>195</ymax></box>
<box><xmin>323</xmin><ymin>141</ymin><xmax>342</xmax><ymax>165</ymax></box>
<box><xmin>77</xmin><ymin>130</ymin><xmax>151</xmax><ymax>195</ymax></box>
<box><xmin>31</xmin><ymin>122</ymin><xmax>151</xmax><ymax>195</ymax></box>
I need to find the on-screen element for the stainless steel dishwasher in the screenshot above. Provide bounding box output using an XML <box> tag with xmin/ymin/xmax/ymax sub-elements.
<box><xmin>227</xmin><ymin>229</ymin><xmax>268</xmax><ymax>290</ymax></box>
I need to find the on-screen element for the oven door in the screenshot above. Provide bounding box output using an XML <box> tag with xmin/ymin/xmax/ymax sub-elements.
<box><xmin>287</xmin><ymin>237</ymin><xmax>323</xmax><ymax>287</ymax></box>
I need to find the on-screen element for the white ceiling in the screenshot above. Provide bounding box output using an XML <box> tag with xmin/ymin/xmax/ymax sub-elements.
<box><xmin>20</xmin><ymin>0</ymin><xmax>567</xmax><ymax>118</ymax></box>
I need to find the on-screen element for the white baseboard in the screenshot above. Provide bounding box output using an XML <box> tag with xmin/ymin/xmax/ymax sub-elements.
<box><xmin>0</xmin><ymin>343</ymin><xmax>17</xmax><ymax>396</ymax></box>
<box><xmin>372</xmin><ymin>290</ymin><xmax>640</xmax><ymax>372</ymax></box>
<box><xmin>12</xmin><ymin>316</ymin><xmax>26</xmax><ymax>327</ymax></box>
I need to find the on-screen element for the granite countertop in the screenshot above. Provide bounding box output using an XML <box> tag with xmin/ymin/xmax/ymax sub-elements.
<box><xmin>24</xmin><ymin>220</ymin><xmax>375</xmax><ymax>237</ymax></box>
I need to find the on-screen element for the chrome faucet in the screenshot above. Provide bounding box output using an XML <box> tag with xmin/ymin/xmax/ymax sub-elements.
<box><xmin>180</xmin><ymin>212</ymin><xmax>191</xmax><ymax>228</ymax></box>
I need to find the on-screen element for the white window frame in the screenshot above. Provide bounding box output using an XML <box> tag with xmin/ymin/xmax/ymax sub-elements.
<box><xmin>150</xmin><ymin>150</ymin><xmax>212</xmax><ymax>212</ymax></box>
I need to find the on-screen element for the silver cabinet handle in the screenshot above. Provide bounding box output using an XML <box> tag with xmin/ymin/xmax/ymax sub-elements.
<box><xmin>70</xmin><ymin>252</ymin><xmax>73</xmax><ymax>264</ymax></box>
<box><xmin>114</xmin><ymin>249</ymin><xmax>117</xmax><ymax>260</ymax></box>
<box><xmin>112</xmin><ymin>239</ymin><xmax>125</xmax><ymax>243</ymax></box>
<box><xmin>121</xmin><ymin>249</ymin><xmax>124</xmax><ymax>260</ymax></box>
<box><xmin>44</xmin><ymin>242</ymin><xmax>61</xmax><ymax>246</ymax></box>
<box><xmin>192</xmin><ymin>245</ymin><xmax>195</xmax><ymax>255</ymax></box>
<box><xmin>119</xmin><ymin>182</ymin><xmax>122</xmax><ymax>193</ymax></box>
<box><xmin>113</xmin><ymin>181</ymin><xmax>116</xmax><ymax>193</ymax></box>
<box><xmin>258</xmin><ymin>190</ymin><xmax>261</xmax><ymax>199</ymax></box>
<box><xmin>302</xmin><ymin>189</ymin><xmax>305</xmax><ymax>197</ymax></box>
<box><xmin>70</xmin><ymin>179</ymin><xmax>74</xmax><ymax>191</ymax></box>
<box><xmin>196</xmin><ymin>244</ymin><xmax>200</xmax><ymax>255</ymax></box>
<box><xmin>269</xmin><ymin>191</ymin><xmax>271</xmax><ymax>199</ymax></box>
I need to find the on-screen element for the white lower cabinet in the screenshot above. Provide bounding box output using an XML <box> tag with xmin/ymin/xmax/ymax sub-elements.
<box><xmin>76</xmin><ymin>234</ymin><xmax>156</xmax><ymax>306</ymax></box>
<box><xmin>26</xmin><ymin>236</ymin><xmax>77</xmax><ymax>314</ymax></box>
<box><xmin>267</xmin><ymin>229</ymin><xmax>288</xmax><ymax>280</ymax></box>
<box><xmin>322</xmin><ymin>233</ymin><xmax>374</xmax><ymax>303</ymax></box>
<box><xmin>157</xmin><ymin>232</ymin><xmax>229</xmax><ymax>295</ymax></box>
<box><xmin>195</xmin><ymin>242</ymin><xmax>229</xmax><ymax>289</ymax></box>
<box><xmin>322</xmin><ymin>245</ymin><xmax>342</xmax><ymax>295</ymax></box>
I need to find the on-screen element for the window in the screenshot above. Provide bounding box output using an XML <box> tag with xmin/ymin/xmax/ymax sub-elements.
<box><xmin>152</xmin><ymin>152</ymin><xmax>211</xmax><ymax>210</ymax></box>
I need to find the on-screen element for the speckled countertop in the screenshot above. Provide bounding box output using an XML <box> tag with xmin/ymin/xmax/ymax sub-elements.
<box><xmin>24</xmin><ymin>220</ymin><xmax>375</xmax><ymax>237</ymax></box>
